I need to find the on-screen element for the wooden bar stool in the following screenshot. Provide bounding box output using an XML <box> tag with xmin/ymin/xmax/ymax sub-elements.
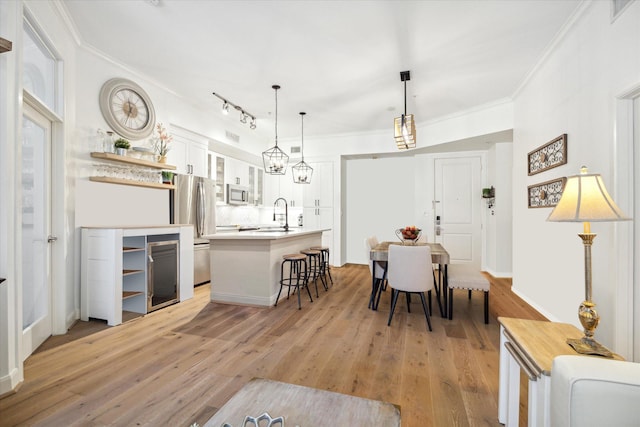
<box><xmin>300</xmin><ymin>249</ymin><xmax>327</xmax><ymax>297</ymax></box>
<box><xmin>275</xmin><ymin>253</ymin><xmax>312</xmax><ymax>310</ymax></box>
<box><xmin>310</xmin><ymin>245</ymin><xmax>333</xmax><ymax>286</ymax></box>
<box><xmin>447</xmin><ymin>265</ymin><xmax>491</xmax><ymax>324</ymax></box>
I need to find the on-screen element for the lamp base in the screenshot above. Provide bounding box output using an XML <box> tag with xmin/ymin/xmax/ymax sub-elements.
<box><xmin>566</xmin><ymin>337</ymin><xmax>613</xmax><ymax>358</ymax></box>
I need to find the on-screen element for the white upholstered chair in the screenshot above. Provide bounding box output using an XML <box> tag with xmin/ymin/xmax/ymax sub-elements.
<box><xmin>551</xmin><ymin>355</ymin><xmax>640</xmax><ymax>426</ymax></box>
<box><xmin>386</xmin><ymin>244</ymin><xmax>434</xmax><ymax>331</ymax></box>
<box><xmin>365</xmin><ymin>236</ymin><xmax>386</xmax><ymax>309</ymax></box>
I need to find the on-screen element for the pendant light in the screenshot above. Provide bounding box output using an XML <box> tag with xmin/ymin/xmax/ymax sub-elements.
<box><xmin>292</xmin><ymin>112</ymin><xmax>313</xmax><ymax>184</ymax></box>
<box><xmin>262</xmin><ymin>84</ymin><xmax>289</xmax><ymax>175</ymax></box>
<box><xmin>394</xmin><ymin>70</ymin><xmax>416</xmax><ymax>150</ymax></box>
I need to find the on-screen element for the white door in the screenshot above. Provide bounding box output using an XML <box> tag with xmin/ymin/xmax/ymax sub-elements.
<box><xmin>21</xmin><ymin>102</ymin><xmax>53</xmax><ymax>360</ymax></box>
<box><xmin>434</xmin><ymin>156</ymin><xmax>482</xmax><ymax>266</ymax></box>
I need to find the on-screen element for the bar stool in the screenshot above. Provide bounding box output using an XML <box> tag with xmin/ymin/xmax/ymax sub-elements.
<box><xmin>310</xmin><ymin>245</ymin><xmax>333</xmax><ymax>286</ymax></box>
<box><xmin>300</xmin><ymin>249</ymin><xmax>327</xmax><ymax>297</ymax></box>
<box><xmin>275</xmin><ymin>253</ymin><xmax>312</xmax><ymax>310</ymax></box>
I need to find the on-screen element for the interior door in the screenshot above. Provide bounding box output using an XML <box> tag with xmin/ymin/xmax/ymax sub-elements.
<box><xmin>434</xmin><ymin>156</ymin><xmax>482</xmax><ymax>266</ymax></box>
<box><xmin>21</xmin><ymin>102</ymin><xmax>53</xmax><ymax>360</ymax></box>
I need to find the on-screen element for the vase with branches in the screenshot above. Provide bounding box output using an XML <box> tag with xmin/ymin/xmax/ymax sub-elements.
<box><xmin>152</xmin><ymin>122</ymin><xmax>173</xmax><ymax>163</ymax></box>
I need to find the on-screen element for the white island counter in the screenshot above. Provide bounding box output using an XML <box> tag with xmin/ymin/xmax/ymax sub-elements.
<box><xmin>204</xmin><ymin>228</ymin><xmax>329</xmax><ymax>306</ymax></box>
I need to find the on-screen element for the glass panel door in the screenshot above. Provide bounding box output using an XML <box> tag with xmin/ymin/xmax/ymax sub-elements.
<box><xmin>21</xmin><ymin>102</ymin><xmax>52</xmax><ymax>360</ymax></box>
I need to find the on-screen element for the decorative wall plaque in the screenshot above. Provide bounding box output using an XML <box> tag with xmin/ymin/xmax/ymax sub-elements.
<box><xmin>527</xmin><ymin>134</ymin><xmax>567</xmax><ymax>175</ymax></box>
<box><xmin>528</xmin><ymin>177</ymin><xmax>566</xmax><ymax>208</ymax></box>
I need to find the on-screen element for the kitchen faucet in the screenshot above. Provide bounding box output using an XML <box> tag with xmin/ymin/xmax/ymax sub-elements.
<box><xmin>273</xmin><ymin>197</ymin><xmax>289</xmax><ymax>231</ymax></box>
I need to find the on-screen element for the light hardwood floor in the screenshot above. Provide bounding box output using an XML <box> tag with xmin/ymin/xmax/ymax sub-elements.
<box><xmin>0</xmin><ymin>264</ymin><xmax>545</xmax><ymax>427</ymax></box>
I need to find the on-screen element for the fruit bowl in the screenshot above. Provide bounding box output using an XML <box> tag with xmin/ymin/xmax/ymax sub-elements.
<box><xmin>395</xmin><ymin>226</ymin><xmax>422</xmax><ymax>244</ymax></box>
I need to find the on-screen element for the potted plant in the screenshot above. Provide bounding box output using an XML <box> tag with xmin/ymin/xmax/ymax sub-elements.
<box><xmin>152</xmin><ymin>123</ymin><xmax>173</xmax><ymax>163</ymax></box>
<box><xmin>161</xmin><ymin>171</ymin><xmax>174</xmax><ymax>184</ymax></box>
<box><xmin>114</xmin><ymin>138</ymin><xmax>130</xmax><ymax>156</ymax></box>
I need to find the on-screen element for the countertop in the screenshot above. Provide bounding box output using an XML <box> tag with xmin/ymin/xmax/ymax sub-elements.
<box><xmin>204</xmin><ymin>227</ymin><xmax>329</xmax><ymax>240</ymax></box>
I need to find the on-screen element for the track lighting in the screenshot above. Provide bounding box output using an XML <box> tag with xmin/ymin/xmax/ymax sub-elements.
<box><xmin>212</xmin><ymin>92</ymin><xmax>257</xmax><ymax>130</ymax></box>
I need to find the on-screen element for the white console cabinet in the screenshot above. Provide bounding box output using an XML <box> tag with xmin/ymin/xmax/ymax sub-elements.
<box><xmin>81</xmin><ymin>225</ymin><xmax>194</xmax><ymax>326</ymax></box>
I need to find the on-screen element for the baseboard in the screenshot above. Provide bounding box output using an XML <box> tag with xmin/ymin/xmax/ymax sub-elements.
<box><xmin>0</xmin><ymin>367</ymin><xmax>21</xmax><ymax>398</ymax></box>
<box><xmin>482</xmin><ymin>267</ymin><xmax>512</xmax><ymax>278</ymax></box>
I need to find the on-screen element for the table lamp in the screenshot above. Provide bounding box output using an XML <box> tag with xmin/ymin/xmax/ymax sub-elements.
<box><xmin>547</xmin><ymin>166</ymin><xmax>630</xmax><ymax>357</ymax></box>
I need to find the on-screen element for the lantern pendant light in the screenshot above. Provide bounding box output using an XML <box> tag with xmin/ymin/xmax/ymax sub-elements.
<box><xmin>262</xmin><ymin>84</ymin><xmax>289</xmax><ymax>175</ymax></box>
<box><xmin>292</xmin><ymin>112</ymin><xmax>313</xmax><ymax>184</ymax></box>
<box><xmin>394</xmin><ymin>70</ymin><xmax>416</xmax><ymax>150</ymax></box>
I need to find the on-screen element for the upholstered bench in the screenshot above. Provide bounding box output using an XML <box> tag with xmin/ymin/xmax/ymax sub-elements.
<box><xmin>447</xmin><ymin>264</ymin><xmax>490</xmax><ymax>324</ymax></box>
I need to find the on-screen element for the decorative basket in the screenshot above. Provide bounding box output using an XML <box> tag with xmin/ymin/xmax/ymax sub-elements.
<box><xmin>395</xmin><ymin>228</ymin><xmax>422</xmax><ymax>245</ymax></box>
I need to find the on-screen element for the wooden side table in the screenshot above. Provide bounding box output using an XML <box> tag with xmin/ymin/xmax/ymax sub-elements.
<box><xmin>497</xmin><ymin>317</ymin><xmax>623</xmax><ymax>426</ymax></box>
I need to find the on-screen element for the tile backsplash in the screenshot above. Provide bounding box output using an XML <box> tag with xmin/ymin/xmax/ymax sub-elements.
<box><xmin>216</xmin><ymin>204</ymin><xmax>303</xmax><ymax>227</ymax></box>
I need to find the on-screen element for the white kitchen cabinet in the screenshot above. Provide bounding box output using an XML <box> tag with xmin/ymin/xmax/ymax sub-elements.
<box><xmin>247</xmin><ymin>165</ymin><xmax>265</xmax><ymax>206</ymax></box>
<box><xmin>211</xmin><ymin>153</ymin><xmax>226</xmax><ymax>204</ymax></box>
<box><xmin>263</xmin><ymin>172</ymin><xmax>281</xmax><ymax>207</ymax></box>
<box><xmin>167</xmin><ymin>133</ymin><xmax>208</xmax><ymax>177</ymax></box>
<box><xmin>280</xmin><ymin>172</ymin><xmax>304</xmax><ymax>207</ymax></box>
<box><xmin>225</xmin><ymin>156</ymin><xmax>250</xmax><ymax>187</ymax></box>
<box><xmin>303</xmin><ymin>161</ymin><xmax>333</xmax><ymax>208</ymax></box>
<box><xmin>80</xmin><ymin>226</ymin><xmax>194</xmax><ymax>326</ymax></box>
<box><xmin>303</xmin><ymin>206</ymin><xmax>334</xmax><ymax>252</ymax></box>
<box><xmin>214</xmin><ymin>155</ymin><xmax>263</xmax><ymax>205</ymax></box>
<box><xmin>255</xmin><ymin>167</ymin><xmax>264</xmax><ymax>206</ymax></box>
<box><xmin>263</xmin><ymin>172</ymin><xmax>302</xmax><ymax>207</ymax></box>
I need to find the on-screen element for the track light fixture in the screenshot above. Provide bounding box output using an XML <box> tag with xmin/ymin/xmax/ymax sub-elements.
<box><xmin>394</xmin><ymin>70</ymin><xmax>416</xmax><ymax>150</ymax></box>
<box><xmin>212</xmin><ymin>92</ymin><xmax>257</xmax><ymax>130</ymax></box>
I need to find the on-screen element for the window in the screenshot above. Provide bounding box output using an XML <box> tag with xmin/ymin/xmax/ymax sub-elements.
<box><xmin>22</xmin><ymin>20</ymin><xmax>59</xmax><ymax>113</ymax></box>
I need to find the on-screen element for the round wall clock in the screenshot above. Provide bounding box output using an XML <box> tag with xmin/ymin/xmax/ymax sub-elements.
<box><xmin>99</xmin><ymin>78</ymin><xmax>156</xmax><ymax>140</ymax></box>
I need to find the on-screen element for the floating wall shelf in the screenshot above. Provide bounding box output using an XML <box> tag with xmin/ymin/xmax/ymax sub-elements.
<box><xmin>90</xmin><ymin>151</ymin><xmax>176</xmax><ymax>189</ymax></box>
<box><xmin>89</xmin><ymin>176</ymin><xmax>175</xmax><ymax>190</ymax></box>
<box><xmin>90</xmin><ymin>152</ymin><xmax>176</xmax><ymax>170</ymax></box>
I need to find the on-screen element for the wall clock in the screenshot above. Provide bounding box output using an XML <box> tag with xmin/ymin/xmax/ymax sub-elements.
<box><xmin>99</xmin><ymin>78</ymin><xmax>156</xmax><ymax>140</ymax></box>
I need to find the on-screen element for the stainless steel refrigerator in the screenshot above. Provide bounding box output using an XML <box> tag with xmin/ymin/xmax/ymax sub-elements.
<box><xmin>170</xmin><ymin>174</ymin><xmax>216</xmax><ymax>285</ymax></box>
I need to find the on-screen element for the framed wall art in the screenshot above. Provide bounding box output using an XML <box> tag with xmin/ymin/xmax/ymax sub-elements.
<box><xmin>527</xmin><ymin>134</ymin><xmax>567</xmax><ymax>175</ymax></box>
<box><xmin>528</xmin><ymin>177</ymin><xmax>566</xmax><ymax>208</ymax></box>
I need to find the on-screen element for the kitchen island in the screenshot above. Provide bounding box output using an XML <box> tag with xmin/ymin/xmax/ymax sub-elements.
<box><xmin>205</xmin><ymin>228</ymin><xmax>329</xmax><ymax>306</ymax></box>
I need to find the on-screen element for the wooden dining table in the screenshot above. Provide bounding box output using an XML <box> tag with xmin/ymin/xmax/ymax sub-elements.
<box><xmin>369</xmin><ymin>241</ymin><xmax>450</xmax><ymax>316</ymax></box>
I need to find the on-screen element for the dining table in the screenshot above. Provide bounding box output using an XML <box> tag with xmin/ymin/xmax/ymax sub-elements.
<box><xmin>369</xmin><ymin>241</ymin><xmax>450</xmax><ymax>317</ymax></box>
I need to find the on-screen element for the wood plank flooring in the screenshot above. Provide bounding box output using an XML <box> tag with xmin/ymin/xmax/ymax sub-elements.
<box><xmin>0</xmin><ymin>265</ymin><xmax>545</xmax><ymax>427</ymax></box>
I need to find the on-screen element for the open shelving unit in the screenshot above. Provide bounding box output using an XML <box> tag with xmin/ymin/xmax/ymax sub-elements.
<box><xmin>90</xmin><ymin>152</ymin><xmax>177</xmax><ymax>189</ymax></box>
<box><xmin>81</xmin><ymin>226</ymin><xmax>193</xmax><ymax>326</ymax></box>
<box><xmin>122</xmin><ymin>236</ymin><xmax>147</xmax><ymax>314</ymax></box>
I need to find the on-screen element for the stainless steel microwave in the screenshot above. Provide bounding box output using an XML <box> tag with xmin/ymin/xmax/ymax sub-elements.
<box><xmin>227</xmin><ymin>184</ymin><xmax>249</xmax><ymax>205</ymax></box>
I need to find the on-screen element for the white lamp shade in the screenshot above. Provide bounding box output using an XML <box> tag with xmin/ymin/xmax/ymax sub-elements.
<box><xmin>547</xmin><ymin>167</ymin><xmax>630</xmax><ymax>222</ymax></box>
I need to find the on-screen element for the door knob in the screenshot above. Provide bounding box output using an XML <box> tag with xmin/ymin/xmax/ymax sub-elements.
<box><xmin>47</xmin><ymin>235</ymin><xmax>58</xmax><ymax>243</ymax></box>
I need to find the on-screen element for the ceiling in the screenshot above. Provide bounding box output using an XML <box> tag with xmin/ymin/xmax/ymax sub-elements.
<box><xmin>60</xmin><ymin>0</ymin><xmax>582</xmax><ymax>143</ymax></box>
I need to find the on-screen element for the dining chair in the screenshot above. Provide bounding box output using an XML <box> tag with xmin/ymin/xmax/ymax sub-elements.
<box><xmin>387</xmin><ymin>244</ymin><xmax>434</xmax><ymax>331</ymax></box>
<box><xmin>365</xmin><ymin>236</ymin><xmax>386</xmax><ymax>310</ymax></box>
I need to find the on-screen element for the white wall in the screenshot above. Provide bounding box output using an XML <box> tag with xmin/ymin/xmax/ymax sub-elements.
<box><xmin>512</xmin><ymin>1</ymin><xmax>640</xmax><ymax>352</ymax></box>
<box><xmin>485</xmin><ymin>142</ymin><xmax>513</xmax><ymax>276</ymax></box>
<box><xmin>345</xmin><ymin>157</ymin><xmax>416</xmax><ymax>264</ymax></box>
